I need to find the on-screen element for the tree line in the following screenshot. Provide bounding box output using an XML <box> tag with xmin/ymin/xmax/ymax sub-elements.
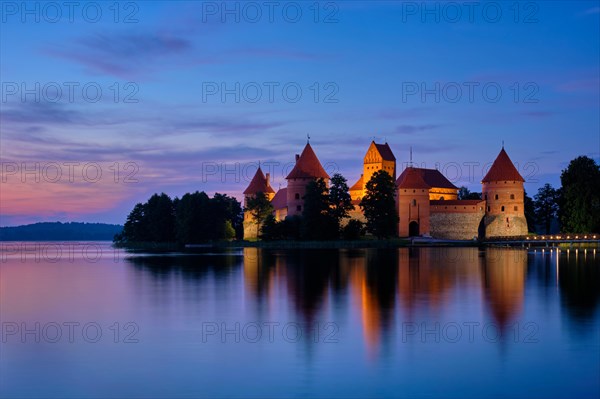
<box><xmin>114</xmin><ymin>192</ymin><xmax>243</xmax><ymax>244</ymax></box>
<box><xmin>1</xmin><ymin>222</ymin><xmax>123</xmax><ymax>241</ymax></box>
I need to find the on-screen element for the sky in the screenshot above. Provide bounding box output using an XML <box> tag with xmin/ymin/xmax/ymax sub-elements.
<box><xmin>0</xmin><ymin>1</ymin><xmax>599</xmax><ymax>226</ymax></box>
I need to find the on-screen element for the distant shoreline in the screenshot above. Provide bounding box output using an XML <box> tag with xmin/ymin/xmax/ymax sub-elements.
<box><xmin>0</xmin><ymin>222</ymin><xmax>123</xmax><ymax>241</ymax></box>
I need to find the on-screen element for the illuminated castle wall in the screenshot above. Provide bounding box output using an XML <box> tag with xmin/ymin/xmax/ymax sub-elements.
<box><xmin>242</xmin><ymin>141</ymin><xmax>528</xmax><ymax>240</ymax></box>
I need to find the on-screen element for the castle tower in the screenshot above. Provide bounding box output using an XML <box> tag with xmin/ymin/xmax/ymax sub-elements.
<box><xmin>396</xmin><ymin>167</ymin><xmax>431</xmax><ymax>237</ymax></box>
<box><xmin>350</xmin><ymin>141</ymin><xmax>396</xmax><ymax>200</ymax></box>
<box><xmin>243</xmin><ymin>166</ymin><xmax>276</xmax><ymax>239</ymax></box>
<box><xmin>285</xmin><ymin>143</ymin><xmax>330</xmax><ymax>217</ymax></box>
<box><xmin>481</xmin><ymin>148</ymin><xmax>528</xmax><ymax>238</ymax></box>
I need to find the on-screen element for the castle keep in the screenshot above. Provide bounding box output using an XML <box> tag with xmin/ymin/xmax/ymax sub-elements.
<box><xmin>243</xmin><ymin>142</ymin><xmax>528</xmax><ymax>240</ymax></box>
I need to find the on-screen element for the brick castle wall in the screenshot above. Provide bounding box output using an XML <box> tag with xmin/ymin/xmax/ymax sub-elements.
<box><xmin>430</xmin><ymin>208</ymin><xmax>485</xmax><ymax>240</ymax></box>
<box><xmin>483</xmin><ymin>215</ymin><xmax>528</xmax><ymax>237</ymax></box>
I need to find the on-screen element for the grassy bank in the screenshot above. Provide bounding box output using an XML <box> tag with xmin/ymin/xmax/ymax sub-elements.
<box><xmin>219</xmin><ymin>239</ymin><xmax>483</xmax><ymax>249</ymax></box>
<box><xmin>114</xmin><ymin>238</ymin><xmax>484</xmax><ymax>251</ymax></box>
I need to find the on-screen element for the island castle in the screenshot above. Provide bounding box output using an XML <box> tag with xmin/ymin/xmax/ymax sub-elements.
<box><xmin>243</xmin><ymin>141</ymin><xmax>528</xmax><ymax>240</ymax></box>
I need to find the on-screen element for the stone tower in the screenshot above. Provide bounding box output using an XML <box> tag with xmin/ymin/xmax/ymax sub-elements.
<box><xmin>364</xmin><ymin>141</ymin><xmax>396</xmax><ymax>194</ymax></box>
<box><xmin>242</xmin><ymin>166</ymin><xmax>275</xmax><ymax>239</ymax></box>
<box><xmin>285</xmin><ymin>143</ymin><xmax>330</xmax><ymax>217</ymax></box>
<box><xmin>481</xmin><ymin>148</ymin><xmax>528</xmax><ymax>238</ymax></box>
<box><xmin>349</xmin><ymin>141</ymin><xmax>396</xmax><ymax>200</ymax></box>
<box><xmin>397</xmin><ymin>167</ymin><xmax>431</xmax><ymax>237</ymax></box>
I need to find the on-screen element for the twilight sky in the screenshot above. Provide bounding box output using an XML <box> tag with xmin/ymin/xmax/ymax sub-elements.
<box><xmin>1</xmin><ymin>1</ymin><xmax>599</xmax><ymax>226</ymax></box>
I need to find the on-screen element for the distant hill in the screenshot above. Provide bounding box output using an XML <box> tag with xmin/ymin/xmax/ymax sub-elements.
<box><xmin>0</xmin><ymin>222</ymin><xmax>123</xmax><ymax>241</ymax></box>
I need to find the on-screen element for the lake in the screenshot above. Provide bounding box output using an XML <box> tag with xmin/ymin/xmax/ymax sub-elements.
<box><xmin>1</xmin><ymin>242</ymin><xmax>598</xmax><ymax>398</ymax></box>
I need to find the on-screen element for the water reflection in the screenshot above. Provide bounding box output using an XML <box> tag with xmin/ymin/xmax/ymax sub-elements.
<box><xmin>2</xmin><ymin>244</ymin><xmax>598</xmax><ymax>398</ymax></box>
<box><xmin>481</xmin><ymin>248</ymin><xmax>527</xmax><ymax>329</ymax></box>
<box><xmin>125</xmin><ymin>246</ymin><xmax>599</xmax><ymax>349</ymax></box>
<box><xmin>559</xmin><ymin>249</ymin><xmax>600</xmax><ymax>323</ymax></box>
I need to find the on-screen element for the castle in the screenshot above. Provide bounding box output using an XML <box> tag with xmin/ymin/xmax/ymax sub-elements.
<box><xmin>243</xmin><ymin>141</ymin><xmax>528</xmax><ymax>240</ymax></box>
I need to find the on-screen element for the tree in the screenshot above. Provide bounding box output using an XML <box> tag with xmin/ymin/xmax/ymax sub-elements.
<box><xmin>220</xmin><ymin>220</ymin><xmax>236</xmax><ymax>240</ymax></box>
<box><xmin>145</xmin><ymin>193</ymin><xmax>176</xmax><ymax>242</ymax></box>
<box><xmin>458</xmin><ymin>186</ymin><xmax>482</xmax><ymax>200</ymax></box>
<box><xmin>360</xmin><ymin>170</ymin><xmax>398</xmax><ymax>238</ymax></box>
<box><xmin>328</xmin><ymin>173</ymin><xmax>354</xmax><ymax>229</ymax></box>
<box><xmin>118</xmin><ymin>202</ymin><xmax>149</xmax><ymax>243</ymax></box>
<box><xmin>212</xmin><ymin>193</ymin><xmax>244</xmax><ymax>239</ymax></box>
<box><xmin>302</xmin><ymin>178</ymin><xmax>338</xmax><ymax>240</ymax></box>
<box><xmin>524</xmin><ymin>190</ymin><xmax>536</xmax><ymax>233</ymax></box>
<box><xmin>117</xmin><ymin>191</ymin><xmax>243</xmax><ymax>244</ymax></box>
<box><xmin>559</xmin><ymin>156</ymin><xmax>600</xmax><ymax>233</ymax></box>
<box><xmin>260</xmin><ymin>214</ymin><xmax>283</xmax><ymax>241</ymax></box>
<box><xmin>245</xmin><ymin>192</ymin><xmax>274</xmax><ymax>238</ymax></box>
<box><xmin>176</xmin><ymin>191</ymin><xmax>211</xmax><ymax>244</ymax></box>
<box><xmin>117</xmin><ymin>193</ymin><xmax>176</xmax><ymax>243</ymax></box>
<box><xmin>342</xmin><ymin>219</ymin><xmax>365</xmax><ymax>240</ymax></box>
<box><xmin>534</xmin><ymin>183</ymin><xmax>559</xmax><ymax>234</ymax></box>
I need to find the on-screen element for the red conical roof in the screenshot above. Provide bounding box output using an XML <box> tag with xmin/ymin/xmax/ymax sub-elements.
<box><xmin>482</xmin><ymin>148</ymin><xmax>525</xmax><ymax>182</ymax></box>
<box><xmin>286</xmin><ymin>143</ymin><xmax>330</xmax><ymax>180</ymax></box>
<box><xmin>243</xmin><ymin>166</ymin><xmax>275</xmax><ymax>195</ymax></box>
<box><xmin>396</xmin><ymin>167</ymin><xmax>431</xmax><ymax>189</ymax></box>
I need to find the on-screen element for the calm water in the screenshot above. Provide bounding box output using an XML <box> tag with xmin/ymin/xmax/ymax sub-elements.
<box><xmin>1</xmin><ymin>242</ymin><xmax>599</xmax><ymax>398</ymax></box>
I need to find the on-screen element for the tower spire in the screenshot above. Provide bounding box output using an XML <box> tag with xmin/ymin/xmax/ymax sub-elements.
<box><xmin>409</xmin><ymin>146</ymin><xmax>413</xmax><ymax>167</ymax></box>
<box><xmin>307</xmin><ymin>134</ymin><xmax>310</xmax><ymax>144</ymax></box>
<box><xmin>502</xmin><ymin>140</ymin><xmax>504</xmax><ymax>149</ymax></box>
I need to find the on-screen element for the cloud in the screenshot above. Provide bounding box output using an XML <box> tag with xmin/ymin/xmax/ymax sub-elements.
<box><xmin>1</xmin><ymin>102</ymin><xmax>84</xmax><ymax>125</ymax></box>
<box><xmin>393</xmin><ymin>124</ymin><xmax>443</xmax><ymax>135</ymax></box>
<box><xmin>44</xmin><ymin>27</ymin><xmax>324</xmax><ymax>79</ymax></box>
<box><xmin>45</xmin><ymin>32</ymin><xmax>193</xmax><ymax>78</ymax></box>
<box><xmin>556</xmin><ymin>78</ymin><xmax>600</xmax><ymax>94</ymax></box>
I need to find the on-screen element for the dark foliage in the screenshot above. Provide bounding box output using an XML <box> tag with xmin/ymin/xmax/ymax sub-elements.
<box><xmin>116</xmin><ymin>191</ymin><xmax>242</xmax><ymax>244</ymax></box>
<box><xmin>360</xmin><ymin>170</ymin><xmax>398</xmax><ymax>238</ymax></box>
<box><xmin>559</xmin><ymin>156</ymin><xmax>600</xmax><ymax>233</ymax></box>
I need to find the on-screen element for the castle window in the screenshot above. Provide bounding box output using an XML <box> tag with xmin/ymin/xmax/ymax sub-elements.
<box><xmin>487</xmin><ymin>206</ymin><xmax>490</xmax><ymax>212</ymax></box>
<box><xmin>510</xmin><ymin>194</ymin><xmax>515</xmax><ymax>200</ymax></box>
<box><xmin>485</xmin><ymin>194</ymin><xmax>487</xmax><ymax>200</ymax></box>
<box><xmin>514</xmin><ymin>206</ymin><xmax>518</xmax><ymax>211</ymax></box>
<box><xmin>440</xmin><ymin>196</ymin><xmax>445</xmax><ymax>200</ymax></box>
<box><xmin>501</xmin><ymin>206</ymin><xmax>505</xmax><ymax>212</ymax></box>
<box><xmin>495</xmin><ymin>194</ymin><xmax>499</xmax><ymax>200</ymax></box>
<box><xmin>296</xmin><ymin>205</ymin><xmax>301</xmax><ymax>211</ymax></box>
<box><xmin>412</xmin><ymin>199</ymin><xmax>417</xmax><ymax>206</ymax></box>
<box><xmin>295</xmin><ymin>193</ymin><xmax>300</xmax><ymax>200</ymax></box>
<box><xmin>413</xmin><ymin>190</ymin><xmax>416</xmax><ymax>193</ymax></box>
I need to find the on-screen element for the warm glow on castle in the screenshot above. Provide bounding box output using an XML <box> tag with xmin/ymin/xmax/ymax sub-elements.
<box><xmin>243</xmin><ymin>141</ymin><xmax>528</xmax><ymax>240</ymax></box>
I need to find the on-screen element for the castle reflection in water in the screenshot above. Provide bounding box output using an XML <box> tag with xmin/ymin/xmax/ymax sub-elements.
<box><xmin>127</xmin><ymin>247</ymin><xmax>599</xmax><ymax>355</ymax></box>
